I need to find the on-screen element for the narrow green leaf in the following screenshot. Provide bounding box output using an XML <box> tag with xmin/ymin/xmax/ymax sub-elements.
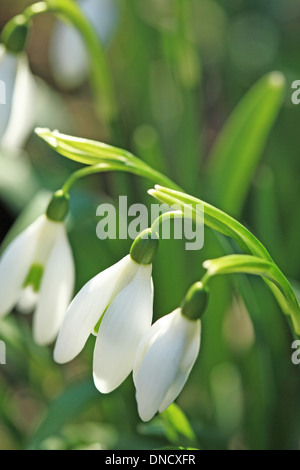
<box><xmin>207</xmin><ymin>71</ymin><xmax>285</xmax><ymax>216</ymax></box>
<box><xmin>161</xmin><ymin>404</ymin><xmax>196</xmax><ymax>442</ymax></box>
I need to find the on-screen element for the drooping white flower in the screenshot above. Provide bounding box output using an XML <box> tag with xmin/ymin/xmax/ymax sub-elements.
<box><xmin>133</xmin><ymin>308</ymin><xmax>201</xmax><ymax>422</ymax></box>
<box><xmin>0</xmin><ymin>45</ymin><xmax>36</xmax><ymax>153</ymax></box>
<box><xmin>54</xmin><ymin>254</ymin><xmax>154</xmax><ymax>393</ymax></box>
<box><xmin>49</xmin><ymin>0</ymin><xmax>118</xmax><ymax>89</ymax></box>
<box><xmin>0</xmin><ymin>214</ymin><xmax>75</xmax><ymax>345</ymax></box>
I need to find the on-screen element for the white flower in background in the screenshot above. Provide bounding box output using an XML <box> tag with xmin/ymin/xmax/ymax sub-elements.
<box><xmin>0</xmin><ymin>45</ymin><xmax>36</xmax><ymax>153</ymax></box>
<box><xmin>54</xmin><ymin>254</ymin><xmax>154</xmax><ymax>393</ymax></box>
<box><xmin>0</xmin><ymin>212</ymin><xmax>75</xmax><ymax>345</ymax></box>
<box><xmin>133</xmin><ymin>308</ymin><xmax>201</xmax><ymax>422</ymax></box>
<box><xmin>49</xmin><ymin>0</ymin><xmax>118</xmax><ymax>89</ymax></box>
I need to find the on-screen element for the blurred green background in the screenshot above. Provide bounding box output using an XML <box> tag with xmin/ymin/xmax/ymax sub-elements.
<box><xmin>0</xmin><ymin>0</ymin><xmax>300</xmax><ymax>450</ymax></box>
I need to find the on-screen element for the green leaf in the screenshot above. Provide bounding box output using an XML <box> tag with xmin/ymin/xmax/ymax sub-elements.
<box><xmin>160</xmin><ymin>403</ymin><xmax>196</xmax><ymax>442</ymax></box>
<box><xmin>207</xmin><ymin>71</ymin><xmax>285</xmax><ymax>216</ymax></box>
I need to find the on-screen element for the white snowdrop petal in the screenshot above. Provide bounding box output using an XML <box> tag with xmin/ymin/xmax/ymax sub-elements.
<box><xmin>0</xmin><ymin>216</ymin><xmax>44</xmax><ymax>318</ymax></box>
<box><xmin>54</xmin><ymin>255</ymin><xmax>133</xmax><ymax>364</ymax></box>
<box><xmin>33</xmin><ymin>225</ymin><xmax>75</xmax><ymax>346</ymax></box>
<box><xmin>158</xmin><ymin>320</ymin><xmax>201</xmax><ymax>413</ymax></box>
<box><xmin>134</xmin><ymin>311</ymin><xmax>185</xmax><ymax>422</ymax></box>
<box><xmin>133</xmin><ymin>312</ymin><xmax>175</xmax><ymax>384</ymax></box>
<box><xmin>134</xmin><ymin>310</ymin><xmax>201</xmax><ymax>422</ymax></box>
<box><xmin>16</xmin><ymin>285</ymin><xmax>39</xmax><ymax>314</ymax></box>
<box><xmin>93</xmin><ymin>264</ymin><xmax>153</xmax><ymax>394</ymax></box>
<box><xmin>158</xmin><ymin>370</ymin><xmax>189</xmax><ymax>415</ymax></box>
<box><xmin>2</xmin><ymin>54</ymin><xmax>36</xmax><ymax>152</ymax></box>
<box><xmin>179</xmin><ymin>319</ymin><xmax>201</xmax><ymax>371</ymax></box>
<box><xmin>33</xmin><ymin>216</ymin><xmax>61</xmax><ymax>266</ymax></box>
<box><xmin>108</xmin><ymin>256</ymin><xmax>140</xmax><ymax>298</ymax></box>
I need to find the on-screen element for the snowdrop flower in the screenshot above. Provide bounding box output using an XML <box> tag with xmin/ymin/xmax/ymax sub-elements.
<box><xmin>54</xmin><ymin>228</ymin><xmax>159</xmax><ymax>394</ymax></box>
<box><xmin>49</xmin><ymin>0</ymin><xmax>118</xmax><ymax>89</ymax></box>
<box><xmin>133</xmin><ymin>282</ymin><xmax>209</xmax><ymax>422</ymax></box>
<box><xmin>0</xmin><ymin>17</ymin><xmax>36</xmax><ymax>153</ymax></box>
<box><xmin>0</xmin><ymin>191</ymin><xmax>74</xmax><ymax>345</ymax></box>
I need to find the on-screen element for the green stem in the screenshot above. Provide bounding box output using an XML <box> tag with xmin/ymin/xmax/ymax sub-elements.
<box><xmin>23</xmin><ymin>0</ymin><xmax>117</xmax><ymax>125</ymax></box>
<box><xmin>61</xmin><ymin>162</ymin><xmax>182</xmax><ymax>194</ymax></box>
<box><xmin>150</xmin><ymin>210</ymin><xmax>184</xmax><ymax>237</ymax></box>
<box><xmin>150</xmin><ymin>186</ymin><xmax>300</xmax><ymax>335</ymax></box>
<box><xmin>149</xmin><ymin>185</ymin><xmax>272</xmax><ymax>259</ymax></box>
<box><xmin>200</xmin><ymin>272</ymin><xmax>210</xmax><ymax>289</ymax></box>
<box><xmin>201</xmin><ymin>261</ymin><xmax>300</xmax><ymax>336</ymax></box>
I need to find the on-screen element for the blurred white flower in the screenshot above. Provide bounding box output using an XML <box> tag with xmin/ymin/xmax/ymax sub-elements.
<box><xmin>133</xmin><ymin>308</ymin><xmax>201</xmax><ymax>422</ymax></box>
<box><xmin>0</xmin><ymin>45</ymin><xmax>36</xmax><ymax>153</ymax></box>
<box><xmin>0</xmin><ymin>214</ymin><xmax>74</xmax><ymax>345</ymax></box>
<box><xmin>49</xmin><ymin>0</ymin><xmax>118</xmax><ymax>89</ymax></box>
<box><xmin>54</xmin><ymin>254</ymin><xmax>154</xmax><ymax>393</ymax></box>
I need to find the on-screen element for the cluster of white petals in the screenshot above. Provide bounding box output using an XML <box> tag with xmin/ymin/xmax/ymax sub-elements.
<box><xmin>0</xmin><ymin>215</ymin><xmax>74</xmax><ymax>345</ymax></box>
<box><xmin>0</xmin><ymin>0</ymin><xmax>204</xmax><ymax>426</ymax></box>
<box><xmin>54</xmin><ymin>255</ymin><xmax>153</xmax><ymax>393</ymax></box>
<box><xmin>53</xmin><ymin>252</ymin><xmax>201</xmax><ymax>421</ymax></box>
<box><xmin>0</xmin><ymin>214</ymin><xmax>201</xmax><ymax>422</ymax></box>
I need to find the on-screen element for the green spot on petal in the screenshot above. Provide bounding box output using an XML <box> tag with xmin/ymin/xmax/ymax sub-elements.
<box><xmin>23</xmin><ymin>264</ymin><xmax>44</xmax><ymax>292</ymax></box>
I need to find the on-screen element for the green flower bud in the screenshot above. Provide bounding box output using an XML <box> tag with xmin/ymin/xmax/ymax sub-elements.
<box><xmin>181</xmin><ymin>282</ymin><xmax>209</xmax><ymax>321</ymax></box>
<box><xmin>46</xmin><ymin>190</ymin><xmax>70</xmax><ymax>222</ymax></box>
<box><xmin>130</xmin><ymin>229</ymin><xmax>159</xmax><ymax>265</ymax></box>
<box><xmin>1</xmin><ymin>15</ymin><xmax>30</xmax><ymax>54</ymax></box>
